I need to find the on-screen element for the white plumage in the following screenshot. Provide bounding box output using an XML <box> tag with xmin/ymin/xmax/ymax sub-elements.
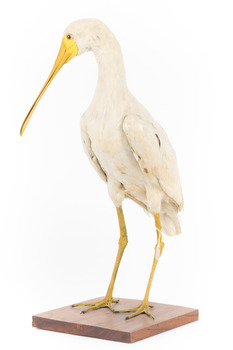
<box><xmin>66</xmin><ymin>19</ymin><xmax>183</xmax><ymax>236</ymax></box>
<box><xmin>21</xmin><ymin>18</ymin><xmax>184</xmax><ymax>319</ymax></box>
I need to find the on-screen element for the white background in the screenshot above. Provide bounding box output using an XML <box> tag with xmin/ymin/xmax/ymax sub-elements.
<box><xmin>1</xmin><ymin>0</ymin><xmax>233</xmax><ymax>348</ymax></box>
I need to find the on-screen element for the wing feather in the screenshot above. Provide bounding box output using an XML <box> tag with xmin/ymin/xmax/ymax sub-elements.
<box><xmin>123</xmin><ymin>114</ymin><xmax>183</xmax><ymax>209</ymax></box>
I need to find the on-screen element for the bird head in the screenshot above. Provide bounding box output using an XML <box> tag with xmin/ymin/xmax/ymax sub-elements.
<box><xmin>20</xmin><ymin>19</ymin><xmax>107</xmax><ymax>136</ymax></box>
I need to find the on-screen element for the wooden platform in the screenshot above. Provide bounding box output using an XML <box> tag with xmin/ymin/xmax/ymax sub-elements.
<box><xmin>32</xmin><ymin>297</ymin><xmax>198</xmax><ymax>343</ymax></box>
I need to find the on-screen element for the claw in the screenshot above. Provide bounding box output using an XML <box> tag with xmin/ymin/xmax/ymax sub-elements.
<box><xmin>112</xmin><ymin>299</ymin><xmax>120</xmax><ymax>304</ymax></box>
<box><xmin>71</xmin><ymin>297</ymin><xmax>118</xmax><ymax>313</ymax></box>
<box><xmin>116</xmin><ymin>302</ymin><xmax>155</xmax><ymax>320</ymax></box>
<box><xmin>72</xmin><ymin>302</ymin><xmax>95</xmax><ymax>308</ymax></box>
<box><xmin>126</xmin><ymin>309</ymin><xmax>154</xmax><ymax>320</ymax></box>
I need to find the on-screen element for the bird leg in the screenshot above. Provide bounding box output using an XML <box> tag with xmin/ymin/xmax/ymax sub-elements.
<box><xmin>71</xmin><ymin>206</ymin><xmax>128</xmax><ymax>313</ymax></box>
<box><xmin>116</xmin><ymin>213</ymin><xmax>164</xmax><ymax>320</ymax></box>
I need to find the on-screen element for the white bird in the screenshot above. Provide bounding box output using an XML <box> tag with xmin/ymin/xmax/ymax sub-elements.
<box><xmin>20</xmin><ymin>19</ymin><xmax>183</xmax><ymax>320</ymax></box>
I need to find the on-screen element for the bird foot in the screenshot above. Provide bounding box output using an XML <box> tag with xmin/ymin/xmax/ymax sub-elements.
<box><xmin>115</xmin><ymin>302</ymin><xmax>154</xmax><ymax>320</ymax></box>
<box><xmin>71</xmin><ymin>297</ymin><xmax>119</xmax><ymax>313</ymax></box>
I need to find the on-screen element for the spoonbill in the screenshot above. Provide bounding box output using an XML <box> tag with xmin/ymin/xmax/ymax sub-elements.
<box><xmin>20</xmin><ymin>19</ymin><xmax>183</xmax><ymax>320</ymax></box>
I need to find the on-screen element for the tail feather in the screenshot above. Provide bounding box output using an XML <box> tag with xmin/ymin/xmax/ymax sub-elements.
<box><xmin>161</xmin><ymin>199</ymin><xmax>182</xmax><ymax>236</ymax></box>
<box><xmin>125</xmin><ymin>193</ymin><xmax>182</xmax><ymax>236</ymax></box>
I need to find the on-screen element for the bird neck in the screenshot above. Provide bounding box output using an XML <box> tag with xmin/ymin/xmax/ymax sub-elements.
<box><xmin>92</xmin><ymin>39</ymin><xmax>128</xmax><ymax>100</ymax></box>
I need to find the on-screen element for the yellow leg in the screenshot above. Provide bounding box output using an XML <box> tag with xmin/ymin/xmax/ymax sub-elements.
<box><xmin>118</xmin><ymin>213</ymin><xmax>164</xmax><ymax>320</ymax></box>
<box><xmin>71</xmin><ymin>206</ymin><xmax>128</xmax><ymax>313</ymax></box>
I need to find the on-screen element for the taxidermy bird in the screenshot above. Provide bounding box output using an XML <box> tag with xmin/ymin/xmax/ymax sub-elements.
<box><xmin>20</xmin><ymin>19</ymin><xmax>183</xmax><ymax>320</ymax></box>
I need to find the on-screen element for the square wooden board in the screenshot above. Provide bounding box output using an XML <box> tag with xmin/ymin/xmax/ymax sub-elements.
<box><xmin>32</xmin><ymin>297</ymin><xmax>198</xmax><ymax>343</ymax></box>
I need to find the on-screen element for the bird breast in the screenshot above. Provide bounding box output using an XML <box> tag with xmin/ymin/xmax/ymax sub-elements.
<box><xmin>84</xmin><ymin>111</ymin><xmax>145</xmax><ymax>184</ymax></box>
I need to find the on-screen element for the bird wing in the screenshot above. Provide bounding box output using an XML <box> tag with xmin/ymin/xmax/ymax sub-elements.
<box><xmin>122</xmin><ymin>114</ymin><xmax>183</xmax><ymax>208</ymax></box>
<box><xmin>81</xmin><ymin>129</ymin><xmax>107</xmax><ymax>183</ymax></box>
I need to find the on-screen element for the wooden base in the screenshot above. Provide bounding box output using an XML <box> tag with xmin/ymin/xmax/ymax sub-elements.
<box><xmin>32</xmin><ymin>297</ymin><xmax>198</xmax><ymax>343</ymax></box>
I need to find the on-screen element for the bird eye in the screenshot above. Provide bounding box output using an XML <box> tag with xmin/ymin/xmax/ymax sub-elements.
<box><xmin>67</xmin><ymin>34</ymin><xmax>72</xmax><ymax>40</ymax></box>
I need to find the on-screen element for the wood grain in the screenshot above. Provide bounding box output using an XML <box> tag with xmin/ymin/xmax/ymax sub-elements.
<box><xmin>32</xmin><ymin>297</ymin><xmax>198</xmax><ymax>343</ymax></box>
